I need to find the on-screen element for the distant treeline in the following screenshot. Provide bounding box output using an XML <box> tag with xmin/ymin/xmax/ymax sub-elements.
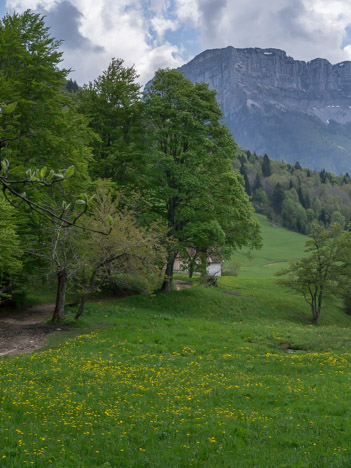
<box><xmin>235</xmin><ymin>151</ymin><xmax>351</xmax><ymax>234</ymax></box>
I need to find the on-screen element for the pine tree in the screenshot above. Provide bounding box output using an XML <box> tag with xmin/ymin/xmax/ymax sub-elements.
<box><xmin>320</xmin><ymin>169</ymin><xmax>327</xmax><ymax>184</ymax></box>
<box><xmin>65</xmin><ymin>79</ymin><xmax>79</xmax><ymax>93</ymax></box>
<box><xmin>253</xmin><ymin>173</ymin><xmax>261</xmax><ymax>191</ymax></box>
<box><xmin>319</xmin><ymin>208</ymin><xmax>327</xmax><ymax>225</ymax></box>
<box><xmin>272</xmin><ymin>183</ymin><xmax>285</xmax><ymax>214</ymax></box>
<box><xmin>297</xmin><ymin>186</ymin><xmax>305</xmax><ymax>208</ymax></box>
<box><xmin>262</xmin><ymin>154</ymin><xmax>271</xmax><ymax>177</ymax></box>
<box><xmin>240</xmin><ymin>164</ymin><xmax>251</xmax><ymax>196</ymax></box>
<box><xmin>304</xmin><ymin>192</ymin><xmax>311</xmax><ymax>209</ymax></box>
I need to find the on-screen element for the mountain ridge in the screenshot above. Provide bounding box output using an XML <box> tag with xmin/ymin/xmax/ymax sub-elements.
<box><xmin>178</xmin><ymin>46</ymin><xmax>351</xmax><ymax>173</ymax></box>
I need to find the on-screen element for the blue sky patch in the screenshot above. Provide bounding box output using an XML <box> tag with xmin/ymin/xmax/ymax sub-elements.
<box><xmin>165</xmin><ymin>25</ymin><xmax>201</xmax><ymax>61</ymax></box>
<box><xmin>0</xmin><ymin>3</ymin><xmax>6</xmax><ymax>19</ymax></box>
<box><xmin>341</xmin><ymin>26</ymin><xmax>351</xmax><ymax>48</ymax></box>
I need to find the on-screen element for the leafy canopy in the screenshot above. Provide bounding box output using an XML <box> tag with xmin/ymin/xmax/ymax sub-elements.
<box><xmin>143</xmin><ymin>69</ymin><xmax>261</xmax><ymax>288</ymax></box>
<box><xmin>277</xmin><ymin>222</ymin><xmax>351</xmax><ymax>324</ymax></box>
<box><xmin>78</xmin><ymin>58</ymin><xmax>143</xmax><ymax>185</ymax></box>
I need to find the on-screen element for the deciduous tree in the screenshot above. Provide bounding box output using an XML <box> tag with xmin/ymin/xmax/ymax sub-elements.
<box><xmin>0</xmin><ymin>10</ymin><xmax>93</xmax><ymax>311</ymax></box>
<box><xmin>0</xmin><ymin>158</ymin><xmax>101</xmax><ymax>321</ymax></box>
<box><xmin>0</xmin><ymin>10</ymin><xmax>92</xmax><ymax>183</ymax></box>
<box><xmin>143</xmin><ymin>69</ymin><xmax>261</xmax><ymax>291</ymax></box>
<box><xmin>74</xmin><ymin>182</ymin><xmax>166</xmax><ymax>319</ymax></box>
<box><xmin>276</xmin><ymin>222</ymin><xmax>349</xmax><ymax>324</ymax></box>
<box><xmin>78</xmin><ymin>58</ymin><xmax>143</xmax><ymax>185</ymax></box>
<box><xmin>0</xmin><ymin>193</ymin><xmax>22</xmax><ymax>303</ymax></box>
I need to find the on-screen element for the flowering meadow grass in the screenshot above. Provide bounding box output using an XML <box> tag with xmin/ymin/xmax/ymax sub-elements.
<box><xmin>1</xmin><ymin>280</ymin><xmax>351</xmax><ymax>467</ymax></box>
<box><xmin>2</xmin><ymin>218</ymin><xmax>351</xmax><ymax>466</ymax></box>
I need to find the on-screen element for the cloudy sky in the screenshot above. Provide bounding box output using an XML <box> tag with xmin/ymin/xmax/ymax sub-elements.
<box><xmin>2</xmin><ymin>0</ymin><xmax>351</xmax><ymax>85</ymax></box>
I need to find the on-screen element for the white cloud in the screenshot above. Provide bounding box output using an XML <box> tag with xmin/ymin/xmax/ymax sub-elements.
<box><xmin>5</xmin><ymin>0</ymin><xmax>187</xmax><ymax>84</ymax></box>
<box><xmin>195</xmin><ymin>0</ymin><xmax>351</xmax><ymax>64</ymax></box>
<box><xmin>6</xmin><ymin>0</ymin><xmax>57</xmax><ymax>10</ymax></box>
<box><xmin>5</xmin><ymin>0</ymin><xmax>351</xmax><ymax>85</ymax></box>
<box><xmin>344</xmin><ymin>44</ymin><xmax>351</xmax><ymax>60</ymax></box>
<box><xmin>175</xmin><ymin>0</ymin><xmax>200</xmax><ymax>25</ymax></box>
<box><xmin>69</xmin><ymin>0</ymin><xmax>183</xmax><ymax>83</ymax></box>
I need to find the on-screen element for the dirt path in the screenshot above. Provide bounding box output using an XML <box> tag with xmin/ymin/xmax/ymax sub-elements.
<box><xmin>0</xmin><ymin>304</ymin><xmax>68</xmax><ymax>357</ymax></box>
<box><xmin>174</xmin><ymin>280</ymin><xmax>193</xmax><ymax>291</ymax></box>
<box><xmin>0</xmin><ymin>285</ymin><xmax>193</xmax><ymax>357</ymax></box>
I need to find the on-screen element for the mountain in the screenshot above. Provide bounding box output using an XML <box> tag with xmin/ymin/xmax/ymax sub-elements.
<box><xmin>178</xmin><ymin>47</ymin><xmax>351</xmax><ymax>174</ymax></box>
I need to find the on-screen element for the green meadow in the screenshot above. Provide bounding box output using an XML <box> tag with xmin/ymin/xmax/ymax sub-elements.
<box><xmin>226</xmin><ymin>214</ymin><xmax>307</xmax><ymax>277</ymax></box>
<box><xmin>1</xmin><ymin>215</ymin><xmax>351</xmax><ymax>467</ymax></box>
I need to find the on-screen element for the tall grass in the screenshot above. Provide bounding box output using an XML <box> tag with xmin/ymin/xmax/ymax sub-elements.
<box><xmin>1</xmin><ymin>215</ymin><xmax>351</xmax><ymax>467</ymax></box>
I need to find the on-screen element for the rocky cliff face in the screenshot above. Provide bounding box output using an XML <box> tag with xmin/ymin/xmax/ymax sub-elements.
<box><xmin>179</xmin><ymin>47</ymin><xmax>351</xmax><ymax>173</ymax></box>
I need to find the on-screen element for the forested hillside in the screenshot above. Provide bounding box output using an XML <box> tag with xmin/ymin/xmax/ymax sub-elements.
<box><xmin>235</xmin><ymin>150</ymin><xmax>351</xmax><ymax>234</ymax></box>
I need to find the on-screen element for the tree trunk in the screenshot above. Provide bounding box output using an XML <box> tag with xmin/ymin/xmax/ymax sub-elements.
<box><xmin>199</xmin><ymin>249</ymin><xmax>208</xmax><ymax>278</ymax></box>
<box><xmin>313</xmin><ymin>316</ymin><xmax>319</xmax><ymax>325</ymax></box>
<box><xmin>312</xmin><ymin>310</ymin><xmax>320</xmax><ymax>325</ymax></box>
<box><xmin>311</xmin><ymin>303</ymin><xmax>320</xmax><ymax>325</ymax></box>
<box><xmin>312</xmin><ymin>290</ymin><xmax>323</xmax><ymax>324</ymax></box>
<box><xmin>75</xmin><ymin>254</ymin><xmax>125</xmax><ymax>320</ymax></box>
<box><xmin>75</xmin><ymin>272</ymin><xmax>97</xmax><ymax>321</ymax></box>
<box><xmin>162</xmin><ymin>258</ymin><xmax>175</xmax><ymax>292</ymax></box>
<box><xmin>75</xmin><ymin>296</ymin><xmax>88</xmax><ymax>321</ymax></box>
<box><xmin>188</xmin><ymin>261</ymin><xmax>194</xmax><ymax>279</ymax></box>
<box><xmin>52</xmin><ymin>268</ymin><xmax>68</xmax><ymax>323</ymax></box>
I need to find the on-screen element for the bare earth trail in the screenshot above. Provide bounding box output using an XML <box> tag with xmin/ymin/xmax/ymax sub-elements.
<box><xmin>0</xmin><ymin>282</ymin><xmax>193</xmax><ymax>357</ymax></box>
<box><xmin>174</xmin><ymin>280</ymin><xmax>192</xmax><ymax>291</ymax></box>
<box><xmin>0</xmin><ymin>304</ymin><xmax>68</xmax><ymax>356</ymax></box>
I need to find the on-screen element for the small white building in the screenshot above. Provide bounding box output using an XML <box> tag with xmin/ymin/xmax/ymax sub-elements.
<box><xmin>206</xmin><ymin>261</ymin><xmax>222</xmax><ymax>277</ymax></box>
<box><xmin>173</xmin><ymin>249</ymin><xmax>223</xmax><ymax>277</ymax></box>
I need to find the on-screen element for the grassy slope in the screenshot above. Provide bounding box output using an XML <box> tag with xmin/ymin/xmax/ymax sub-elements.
<box><xmin>1</xmin><ymin>216</ymin><xmax>351</xmax><ymax>467</ymax></box>
<box><xmin>226</xmin><ymin>214</ymin><xmax>307</xmax><ymax>277</ymax></box>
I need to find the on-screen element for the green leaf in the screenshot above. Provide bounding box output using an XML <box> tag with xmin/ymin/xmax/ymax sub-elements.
<box><xmin>65</xmin><ymin>166</ymin><xmax>75</xmax><ymax>178</ymax></box>
<box><xmin>46</xmin><ymin>170</ymin><xmax>55</xmax><ymax>182</ymax></box>
<box><xmin>1</xmin><ymin>159</ymin><xmax>9</xmax><ymax>174</ymax></box>
<box><xmin>2</xmin><ymin>102</ymin><xmax>17</xmax><ymax>114</ymax></box>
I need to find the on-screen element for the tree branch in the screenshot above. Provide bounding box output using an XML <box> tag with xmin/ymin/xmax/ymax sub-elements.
<box><xmin>1</xmin><ymin>179</ymin><xmax>110</xmax><ymax>235</ymax></box>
